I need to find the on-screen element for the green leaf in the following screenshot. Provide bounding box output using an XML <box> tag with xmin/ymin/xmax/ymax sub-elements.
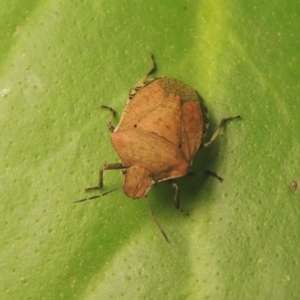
<box><xmin>1</xmin><ymin>1</ymin><xmax>300</xmax><ymax>299</ymax></box>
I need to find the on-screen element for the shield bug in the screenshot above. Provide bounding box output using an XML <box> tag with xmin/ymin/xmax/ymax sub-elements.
<box><xmin>75</xmin><ymin>54</ymin><xmax>241</xmax><ymax>241</ymax></box>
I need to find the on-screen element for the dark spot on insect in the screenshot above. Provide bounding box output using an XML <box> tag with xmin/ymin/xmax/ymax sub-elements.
<box><xmin>133</xmin><ymin>124</ymin><xmax>137</xmax><ymax>128</ymax></box>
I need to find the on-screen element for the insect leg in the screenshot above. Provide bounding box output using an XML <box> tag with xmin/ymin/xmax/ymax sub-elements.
<box><xmin>101</xmin><ymin>105</ymin><xmax>116</xmax><ymax>132</ymax></box>
<box><xmin>136</xmin><ymin>53</ymin><xmax>157</xmax><ymax>86</ymax></box>
<box><xmin>128</xmin><ymin>54</ymin><xmax>157</xmax><ymax>101</ymax></box>
<box><xmin>86</xmin><ymin>163</ymin><xmax>125</xmax><ymax>191</ymax></box>
<box><xmin>188</xmin><ymin>170</ymin><xmax>223</xmax><ymax>182</ymax></box>
<box><xmin>202</xmin><ymin>115</ymin><xmax>241</xmax><ymax>148</ymax></box>
<box><xmin>168</xmin><ymin>180</ymin><xmax>189</xmax><ymax>216</ymax></box>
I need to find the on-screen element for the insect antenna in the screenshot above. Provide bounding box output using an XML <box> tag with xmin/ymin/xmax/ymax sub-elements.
<box><xmin>145</xmin><ymin>196</ymin><xmax>170</xmax><ymax>244</ymax></box>
<box><xmin>73</xmin><ymin>186</ymin><xmax>122</xmax><ymax>203</ymax></box>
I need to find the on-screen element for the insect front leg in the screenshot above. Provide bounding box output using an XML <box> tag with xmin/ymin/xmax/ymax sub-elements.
<box><xmin>188</xmin><ymin>170</ymin><xmax>223</xmax><ymax>182</ymax></box>
<box><xmin>202</xmin><ymin>115</ymin><xmax>241</xmax><ymax>148</ymax></box>
<box><xmin>168</xmin><ymin>180</ymin><xmax>189</xmax><ymax>216</ymax></box>
<box><xmin>86</xmin><ymin>163</ymin><xmax>125</xmax><ymax>191</ymax></box>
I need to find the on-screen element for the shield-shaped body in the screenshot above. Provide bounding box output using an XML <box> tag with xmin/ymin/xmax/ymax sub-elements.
<box><xmin>111</xmin><ymin>77</ymin><xmax>209</xmax><ymax>199</ymax></box>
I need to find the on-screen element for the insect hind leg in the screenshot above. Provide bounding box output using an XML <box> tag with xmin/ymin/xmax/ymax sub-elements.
<box><xmin>128</xmin><ymin>54</ymin><xmax>157</xmax><ymax>101</ymax></box>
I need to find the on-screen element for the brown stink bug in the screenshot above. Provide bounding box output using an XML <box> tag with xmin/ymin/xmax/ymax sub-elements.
<box><xmin>75</xmin><ymin>54</ymin><xmax>241</xmax><ymax>241</ymax></box>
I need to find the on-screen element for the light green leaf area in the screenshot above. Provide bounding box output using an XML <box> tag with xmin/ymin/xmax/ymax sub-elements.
<box><xmin>1</xmin><ymin>1</ymin><xmax>300</xmax><ymax>299</ymax></box>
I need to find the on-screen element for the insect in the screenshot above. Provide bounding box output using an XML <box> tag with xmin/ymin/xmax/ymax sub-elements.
<box><xmin>74</xmin><ymin>54</ymin><xmax>241</xmax><ymax>241</ymax></box>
